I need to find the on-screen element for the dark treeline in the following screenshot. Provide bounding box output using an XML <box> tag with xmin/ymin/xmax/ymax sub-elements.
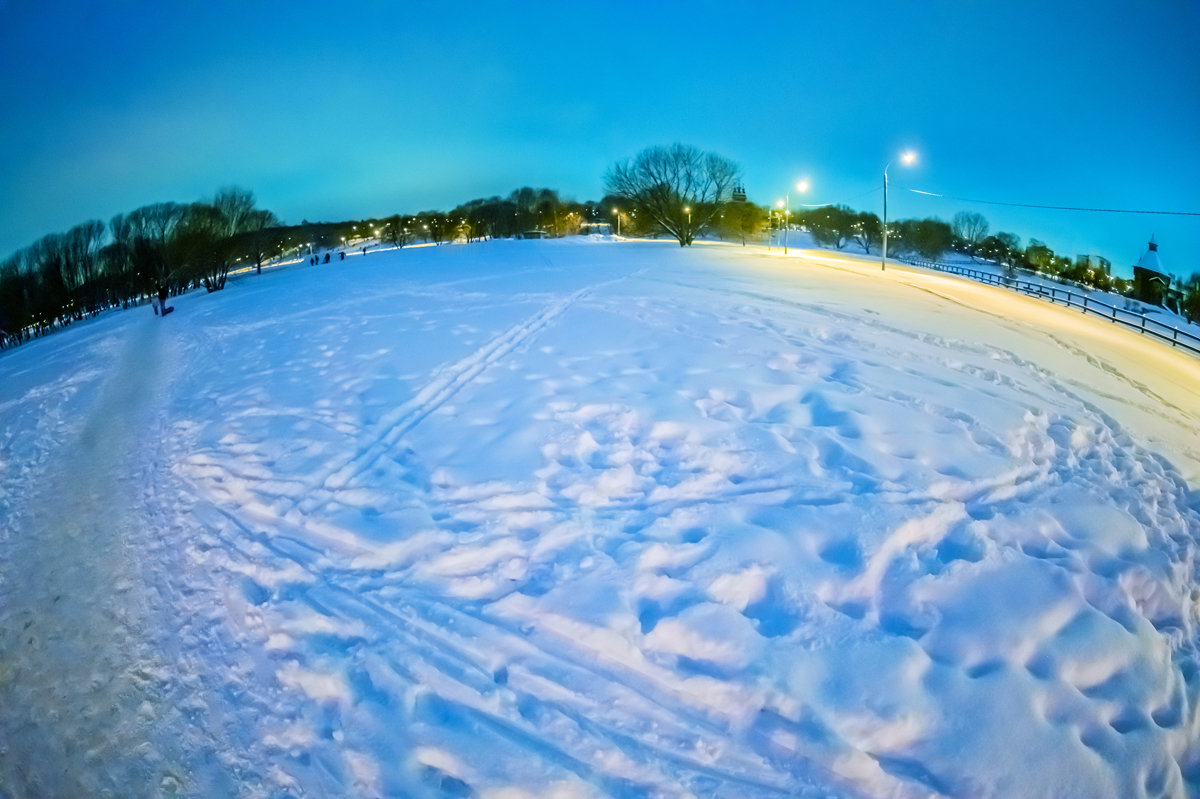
<box><xmin>0</xmin><ymin>187</ymin><xmax>278</xmax><ymax>348</ymax></box>
<box><xmin>792</xmin><ymin>204</ymin><xmax>1128</xmax><ymax>286</ymax></box>
<box><xmin>5</xmin><ymin>157</ymin><xmax>1199</xmax><ymax>349</ymax></box>
<box><xmin>448</xmin><ymin>187</ymin><xmax>597</xmax><ymax>241</ymax></box>
<box><xmin>317</xmin><ymin>187</ymin><xmax>604</xmax><ymax>251</ymax></box>
<box><xmin>0</xmin><ymin>184</ymin><xmax>614</xmax><ymax>349</ymax></box>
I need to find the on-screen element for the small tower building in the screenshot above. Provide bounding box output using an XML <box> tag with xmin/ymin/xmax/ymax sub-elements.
<box><xmin>1131</xmin><ymin>237</ymin><xmax>1182</xmax><ymax>312</ymax></box>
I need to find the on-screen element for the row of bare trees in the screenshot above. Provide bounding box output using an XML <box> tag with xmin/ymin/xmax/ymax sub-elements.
<box><xmin>598</xmin><ymin>147</ymin><xmax>1171</xmax><ymax>302</ymax></box>
<box><xmin>9</xmin><ymin>143</ymin><xmax>1193</xmax><ymax>348</ymax></box>
<box><xmin>600</xmin><ymin>144</ymin><xmax>958</xmax><ymax>259</ymax></box>
<box><xmin>0</xmin><ymin>188</ymin><xmax>277</xmax><ymax>346</ymax></box>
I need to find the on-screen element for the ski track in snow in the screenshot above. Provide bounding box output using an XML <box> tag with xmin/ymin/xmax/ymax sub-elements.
<box><xmin>306</xmin><ymin>283</ymin><xmax>601</xmax><ymax>512</ymax></box>
<box><xmin>2</xmin><ymin>239</ymin><xmax>1199</xmax><ymax>798</ymax></box>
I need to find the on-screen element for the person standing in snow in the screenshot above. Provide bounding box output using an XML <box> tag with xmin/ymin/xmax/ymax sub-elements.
<box><xmin>157</xmin><ymin>284</ymin><xmax>174</xmax><ymax>317</ymax></box>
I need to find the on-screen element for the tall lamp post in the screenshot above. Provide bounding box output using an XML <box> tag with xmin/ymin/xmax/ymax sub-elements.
<box><xmin>612</xmin><ymin>207</ymin><xmax>621</xmax><ymax>236</ymax></box>
<box><xmin>782</xmin><ymin>179</ymin><xmax>810</xmax><ymax>255</ymax></box>
<box><xmin>684</xmin><ymin>206</ymin><xmax>691</xmax><ymax>244</ymax></box>
<box><xmin>775</xmin><ymin>200</ymin><xmax>785</xmax><ymax>251</ymax></box>
<box><xmin>881</xmin><ymin>151</ymin><xmax>916</xmax><ymax>271</ymax></box>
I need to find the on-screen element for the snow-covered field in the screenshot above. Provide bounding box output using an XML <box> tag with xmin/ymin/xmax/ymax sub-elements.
<box><xmin>2</xmin><ymin>238</ymin><xmax>1198</xmax><ymax>798</ymax></box>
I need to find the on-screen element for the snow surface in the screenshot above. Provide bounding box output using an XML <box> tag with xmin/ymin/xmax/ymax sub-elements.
<box><xmin>1</xmin><ymin>238</ymin><xmax>1198</xmax><ymax>798</ymax></box>
<box><xmin>773</xmin><ymin>228</ymin><xmax>1200</xmax><ymax>337</ymax></box>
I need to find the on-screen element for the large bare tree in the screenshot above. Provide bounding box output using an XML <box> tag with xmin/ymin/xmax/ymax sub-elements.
<box><xmin>604</xmin><ymin>144</ymin><xmax>740</xmax><ymax>246</ymax></box>
<box><xmin>177</xmin><ymin>188</ymin><xmax>276</xmax><ymax>289</ymax></box>
<box><xmin>171</xmin><ymin>202</ymin><xmax>230</xmax><ymax>292</ymax></box>
<box><xmin>61</xmin><ymin>221</ymin><xmax>105</xmax><ymax>312</ymax></box>
<box><xmin>111</xmin><ymin>202</ymin><xmax>187</xmax><ymax>291</ymax></box>
<box><xmin>952</xmin><ymin>211</ymin><xmax>989</xmax><ymax>257</ymax></box>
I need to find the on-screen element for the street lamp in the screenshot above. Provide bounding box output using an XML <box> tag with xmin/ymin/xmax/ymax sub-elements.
<box><xmin>684</xmin><ymin>206</ymin><xmax>691</xmax><ymax>243</ymax></box>
<box><xmin>783</xmin><ymin>180</ymin><xmax>809</xmax><ymax>255</ymax></box>
<box><xmin>612</xmin><ymin>207</ymin><xmax>620</xmax><ymax>236</ymax></box>
<box><xmin>774</xmin><ymin>200</ymin><xmax>784</xmax><ymax>249</ymax></box>
<box><xmin>881</xmin><ymin>150</ymin><xmax>916</xmax><ymax>271</ymax></box>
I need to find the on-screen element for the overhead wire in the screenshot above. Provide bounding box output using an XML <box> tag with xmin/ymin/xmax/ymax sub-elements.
<box><xmin>906</xmin><ymin>188</ymin><xmax>1200</xmax><ymax>217</ymax></box>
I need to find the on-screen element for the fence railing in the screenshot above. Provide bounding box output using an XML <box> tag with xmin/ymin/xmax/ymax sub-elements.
<box><xmin>900</xmin><ymin>258</ymin><xmax>1200</xmax><ymax>358</ymax></box>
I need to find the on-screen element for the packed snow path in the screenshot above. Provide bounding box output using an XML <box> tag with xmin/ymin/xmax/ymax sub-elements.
<box><xmin>1</xmin><ymin>239</ymin><xmax>1198</xmax><ymax>798</ymax></box>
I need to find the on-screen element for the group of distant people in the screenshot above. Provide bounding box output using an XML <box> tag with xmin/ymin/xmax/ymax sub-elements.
<box><xmin>308</xmin><ymin>250</ymin><xmax>352</xmax><ymax>266</ymax></box>
<box><xmin>149</xmin><ymin>245</ymin><xmax>363</xmax><ymax>318</ymax></box>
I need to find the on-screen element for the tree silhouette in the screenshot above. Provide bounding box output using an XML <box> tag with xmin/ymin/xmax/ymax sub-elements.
<box><xmin>604</xmin><ymin>144</ymin><xmax>739</xmax><ymax>246</ymax></box>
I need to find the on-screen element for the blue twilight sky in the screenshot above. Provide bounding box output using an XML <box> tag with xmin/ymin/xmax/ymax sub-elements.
<box><xmin>1</xmin><ymin>0</ymin><xmax>1197</xmax><ymax>278</ymax></box>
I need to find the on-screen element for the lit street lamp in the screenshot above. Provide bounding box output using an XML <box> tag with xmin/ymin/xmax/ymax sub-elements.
<box><xmin>783</xmin><ymin>180</ymin><xmax>809</xmax><ymax>255</ymax></box>
<box><xmin>612</xmin><ymin>207</ymin><xmax>621</xmax><ymax>236</ymax></box>
<box><xmin>881</xmin><ymin>151</ymin><xmax>916</xmax><ymax>271</ymax></box>
<box><xmin>774</xmin><ymin>200</ymin><xmax>784</xmax><ymax>249</ymax></box>
<box><xmin>684</xmin><ymin>206</ymin><xmax>691</xmax><ymax>243</ymax></box>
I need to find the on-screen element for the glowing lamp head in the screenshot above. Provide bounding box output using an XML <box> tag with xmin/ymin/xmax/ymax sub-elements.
<box><xmin>796</xmin><ymin>180</ymin><xmax>810</xmax><ymax>193</ymax></box>
<box><xmin>902</xmin><ymin>151</ymin><xmax>916</xmax><ymax>165</ymax></box>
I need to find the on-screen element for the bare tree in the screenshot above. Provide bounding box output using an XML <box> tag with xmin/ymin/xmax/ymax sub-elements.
<box><xmin>178</xmin><ymin>188</ymin><xmax>274</xmax><ymax>289</ymax></box>
<box><xmin>381</xmin><ymin>214</ymin><xmax>413</xmax><ymax>248</ymax></box>
<box><xmin>604</xmin><ymin>144</ymin><xmax>740</xmax><ymax>246</ymax></box>
<box><xmin>111</xmin><ymin>202</ymin><xmax>187</xmax><ymax>291</ymax></box>
<box><xmin>62</xmin><ymin>221</ymin><xmax>106</xmax><ymax>312</ymax></box>
<box><xmin>170</xmin><ymin>203</ymin><xmax>228</xmax><ymax>292</ymax></box>
<box><xmin>237</xmin><ymin>209</ymin><xmax>281</xmax><ymax>274</ymax></box>
<box><xmin>27</xmin><ymin>234</ymin><xmax>71</xmax><ymax>324</ymax></box>
<box><xmin>851</xmin><ymin>211</ymin><xmax>882</xmax><ymax>255</ymax></box>
<box><xmin>952</xmin><ymin>211</ymin><xmax>989</xmax><ymax>257</ymax></box>
<box><xmin>536</xmin><ymin>188</ymin><xmax>560</xmax><ymax>236</ymax></box>
<box><xmin>213</xmin><ymin>187</ymin><xmax>258</xmax><ymax>239</ymax></box>
<box><xmin>804</xmin><ymin>205</ymin><xmax>856</xmax><ymax>250</ymax></box>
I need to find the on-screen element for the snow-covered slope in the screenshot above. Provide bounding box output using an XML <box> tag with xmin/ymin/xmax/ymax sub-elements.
<box><xmin>2</xmin><ymin>238</ymin><xmax>1198</xmax><ymax>797</ymax></box>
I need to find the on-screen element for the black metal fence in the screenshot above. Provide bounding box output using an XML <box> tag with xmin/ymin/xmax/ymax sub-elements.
<box><xmin>900</xmin><ymin>259</ymin><xmax>1200</xmax><ymax>358</ymax></box>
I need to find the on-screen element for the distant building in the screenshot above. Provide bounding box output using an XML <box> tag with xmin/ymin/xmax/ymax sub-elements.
<box><xmin>1074</xmin><ymin>254</ymin><xmax>1111</xmax><ymax>275</ymax></box>
<box><xmin>1131</xmin><ymin>237</ymin><xmax>1182</xmax><ymax>312</ymax></box>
